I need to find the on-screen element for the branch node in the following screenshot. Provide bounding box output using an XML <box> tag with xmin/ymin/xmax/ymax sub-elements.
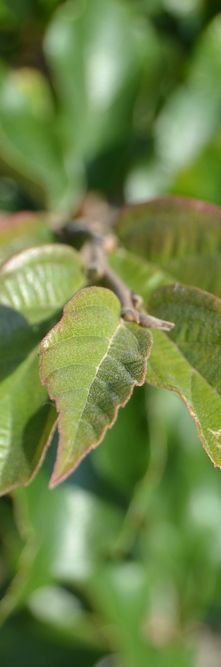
<box><xmin>87</xmin><ymin>262</ymin><xmax>105</xmax><ymax>281</ymax></box>
<box><xmin>131</xmin><ymin>292</ymin><xmax>143</xmax><ymax>309</ymax></box>
<box><xmin>121</xmin><ymin>307</ymin><xmax>140</xmax><ymax>324</ymax></box>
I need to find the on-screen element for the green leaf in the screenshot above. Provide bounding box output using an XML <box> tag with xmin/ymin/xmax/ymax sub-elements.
<box><xmin>0</xmin><ymin>68</ymin><xmax>83</xmax><ymax>212</ymax></box>
<box><xmin>146</xmin><ymin>283</ymin><xmax>221</xmax><ymax>468</ymax></box>
<box><xmin>116</xmin><ymin>196</ymin><xmax>221</xmax><ymax>297</ymax></box>
<box><xmin>39</xmin><ymin>286</ymin><xmax>152</xmax><ymax>487</ymax></box>
<box><xmin>109</xmin><ymin>248</ymin><xmax>173</xmax><ymax>302</ymax></box>
<box><xmin>92</xmin><ymin>384</ymin><xmax>150</xmax><ymax>497</ymax></box>
<box><xmin>0</xmin><ymin>211</ymin><xmax>54</xmax><ymax>264</ymax></box>
<box><xmin>155</xmin><ymin>15</ymin><xmax>221</xmax><ymax>171</ymax></box>
<box><xmin>0</xmin><ymin>468</ymin><xmax>123</xmax><ymax>622</ymax></box>
<box><xmin>0</xmin><ymin>243</ymin><xmax>85</xmax><ymax>323</ymax></box>
<box><xmin>90</xmin><ymin>563</ymin><xmax>192</xmax><ymax>667</ymax></box>
<box><xmin>0</xmin><ymin>352</ymin><xmax>57</xmax><ymax>495</ymax></box>
<box><xmin>0</xmin><ymin>244</ymin><xmax>85</xmax><ymax>495</ymax></box>
<box><xmin>44</xmin><ymin>0</ymin><xmax>160</xmax><ymax>159</ymax></box>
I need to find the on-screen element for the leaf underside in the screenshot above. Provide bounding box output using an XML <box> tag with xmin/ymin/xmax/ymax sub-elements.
<box><xmin>39</xmin><ymin>286</ymin><xmax>152</xmax><ymax>487</ymax></box>
<box><xmin>147</xmin><ymin>283</ymin><xmax>221</xmax><ymax>468</ymax></box>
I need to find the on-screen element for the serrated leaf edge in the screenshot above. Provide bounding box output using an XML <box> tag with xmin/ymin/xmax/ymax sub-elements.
<box><xmin>147</xmin><ymin>330</ymin><xmax>221</xmax><ymax>469</ymax></box>
<box><xmin>39</xmin><ymin>288</ymin><xmax>152</xmax><ymax>488</ymax></box>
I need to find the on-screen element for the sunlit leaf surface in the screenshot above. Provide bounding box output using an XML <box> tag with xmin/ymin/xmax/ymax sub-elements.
<box><xmin>0</xmin><ymin>244</ymin><xmax>85</xmax><ymax>494</ymax></box>
<box><xmin>39</xmin><ymin>286</ymin><xmax>152</xmax><ymax>487</ymax></box>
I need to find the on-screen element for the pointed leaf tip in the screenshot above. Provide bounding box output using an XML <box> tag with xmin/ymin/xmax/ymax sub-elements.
<box><xmin>39</xmin><ymin>286</ymin><xmax>152</xmax><ymax>487</ymax></box>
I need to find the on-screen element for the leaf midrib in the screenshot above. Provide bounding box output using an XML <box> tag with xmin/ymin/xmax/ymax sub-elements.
<box><xmin>64</xmin><ymin>321</ymin><xmax>122</xmax><ymax>463</ymax></box>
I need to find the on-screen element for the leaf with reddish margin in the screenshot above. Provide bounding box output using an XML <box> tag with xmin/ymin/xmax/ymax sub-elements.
<box><xmin>146</xmin><ymin>283</ymin><xmax>221</xmax><ymax>468</ymax></box>
<box><xmin>0</xmin><ymin>211</ymin><xmax>54</xmax><ymax>264</ymax></box>
<box><xmin>39</xmin><ymin>286</ymin><xmax>152</xmax><ymax>487</ymax></box>
<box><xmin>115</xmin><ymin>196</ymin><xmax>221</xmax><ymax>298</ymax></box>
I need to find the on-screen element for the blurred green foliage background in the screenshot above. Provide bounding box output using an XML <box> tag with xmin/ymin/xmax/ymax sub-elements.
<box><xmin>1</xmin><ymin>1</ymin><xmax>221</xmax><ymax>665</ymax></box>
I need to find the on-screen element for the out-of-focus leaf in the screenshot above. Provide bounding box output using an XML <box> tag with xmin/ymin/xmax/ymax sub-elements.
<box><xmin>0</xmin><ymin>469</ymin><xmax>123</xmax><ymax>621</ymax></box>
<box><xmin>39</xmin><ymin>286</ymin><xmax>152</xmax><ymax>487</ymax></box>
<box><xmin>146</xmin><ymin>283</ymin><xmax>221</xmax><ymax>468</ymax></box>
<box><xmin>90</xmin><ymin>563</ymin><xmax>150</xmax><ymax>666</ymax></box>
<box><xmin>188</xmin><ymin>13</ymin><xmax>221</xmax><ymax>99</ymax></box>
<box><xmin>27</xmin><ymin>585</ymin><xmax>106</xmax><ymax>649</ymax></box>
<box><xmin>155</xmin><ymin>14</ymin><xmax>221</xmax><ymax>172</ymax></box>
<box><xmin>163</xmin><ymin>0</ymin><xmax>203</xmax><ymax>17</ymax></box>
<box><xmin>0</xmin><ymin>244</ymin><xmax>85</xmax><ymax>495</ymax></box>
<box><xmin>44</xmin><ymin>0</ymin><xmax>160</xmax><ymax>159</ymax></box>
<box><xmin>171</xmin><ymin>133</ymin><xmax>221</xmax><ymax>206</ymax></box>
<box><xmin>0</xmin><ymin>614</ymin><xmax>103</xmax><ymax>667</ymax></box>
<box><xmin>90</xmin><ymin>563</ymin><xmax>192</xmax><ymax>667</ymax></box>
<box><xmin>109</xmin><ymin>248</ymin><xmax>172</xmax><ymax>302</ymax></box>
<box><xmin>0</xmin><ymin>211</ymin><xmax>54</xmax><ymax>264</ymax></box>
<box><xmin>0</xmin><ymin>68</ymin><xmax>83</xmax><ymax>212</ymax></box>
<box><xmin>116</xmin><ymin>196</ymin><xmax>221</xmax><ymax>297</ymax></box>
<box><xmin>92</xmin><ymin>384</ymin><xmax>150</xmax><ymax>497</ymax></box>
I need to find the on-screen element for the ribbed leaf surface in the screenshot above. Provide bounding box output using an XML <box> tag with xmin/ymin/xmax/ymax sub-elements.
<box><xmin>116</xmin><ymin>196</ymin><xmax>221</xmax><ymax>297</ymax></box>
<box><xmin>0</xmin><ymin>244</ymin><xmax>84</xmax><ymax>322</ymax></box>
<box><xmin>39</xmin><ymin>287</ymin><xmax>152</xmax><ymax>487</ymax></box>
<box><xmin>146</xmin><ymin>283</ymin><xmax>221</xmax><ymax>467</ymax></box>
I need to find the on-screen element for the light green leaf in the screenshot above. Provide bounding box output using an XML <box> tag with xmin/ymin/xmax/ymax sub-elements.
<box><xmin>0</xmin><ymin>243</ymin><xmax>85</xmax><ymax>322</ymax></box>
<box><xmin>155</xmin><ymin>15</ymin><xmax>221</xmax><ymax>171</ymax></box>
<box><xmin>0</xmin><ymin>68</ymin><xmax>83</xmax><ymax>212</ymax></box>
<box><xmin>90</xmin><ymin>562</ymin><xmax>192</xmax><ymax>667</ymax></box>
<box><xmin>0</xmin><ymin>468</ymin><xmax>123</xmax><ymax>623</ymax></box>
<box><xmin>44</xmin><ymin>0</ymin><xmax>160</xmax><ymax>159</ymax></box>
<box><xmin>39</xmin><ymin>286</ymin><xmax>152</xmax><ymax>487</ymax></box>
<box><xmin>109</xmin><ymin>248</ymin><xmax>173</xmax><ymax>303</ymax></box>
<box><xmin>171</xmin><ymin>136</ymin><xmax>221</xmax><ymax>206</ymax></box>
<box><xmin>0</xmin><ymin>244</ymin><xmax>85</xmax><ymax>495</ymax></box>
<box><xmin>146</xmin><ymin>283</ymin><xmax>221</xmax><ymax>468</ymax></box>
<box><xmin>0</xmin><ymin>211</ymin><xmax>54</xmax><ymax>264</ymax></box>
<box><xmin>116</xmin><ymin>196</ymin><xmax>221</xmax><ymax>298</ymax></box>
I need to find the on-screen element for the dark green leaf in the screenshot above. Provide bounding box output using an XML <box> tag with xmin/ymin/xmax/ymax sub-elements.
<box><xmin>146</xmin><ymin>283</ymin><xmax>221</xmax><ymax>468</ymax></box>
<box><xmin>116</xmin><ymin>196</ymin><xmax>221</xmax><ymax>297</ymax></box>
<box><xmin>92</xmin><ymin>384</ymin><xmax>149</xmax><ymax>497</ymax></box>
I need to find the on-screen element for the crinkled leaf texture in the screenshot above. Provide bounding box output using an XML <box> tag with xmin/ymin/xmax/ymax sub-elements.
<box><xmin>146</xmin><ymin>283</ymin><xmax>221</xmax><ymax>468</ymax></box>
<box><xmin>116</xmin><ymin>196</ymin><xmax>221</xmax><ymax>297</ymax></box>
<box><xmin>39</xmin><ymin>286</ymin><xmax>152</xmax><ymax>488</ymax></box>
<box><xmin>0</xmin><ymin>244</ymin><xmax>85</xmax><ymax>495</ymax></box>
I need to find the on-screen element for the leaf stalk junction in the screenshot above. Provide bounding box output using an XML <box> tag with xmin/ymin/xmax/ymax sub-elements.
<box><xmin>62</xmin><ymin>219</ymin><xmax>174</xmax><ymax>332</ymax></box>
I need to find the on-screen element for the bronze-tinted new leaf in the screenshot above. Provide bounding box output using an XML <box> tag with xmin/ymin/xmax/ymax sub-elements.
<box><xmin>116</xmin><ymin>196</ymin><xmax>221</xmax><ymax>297</ymax></box>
